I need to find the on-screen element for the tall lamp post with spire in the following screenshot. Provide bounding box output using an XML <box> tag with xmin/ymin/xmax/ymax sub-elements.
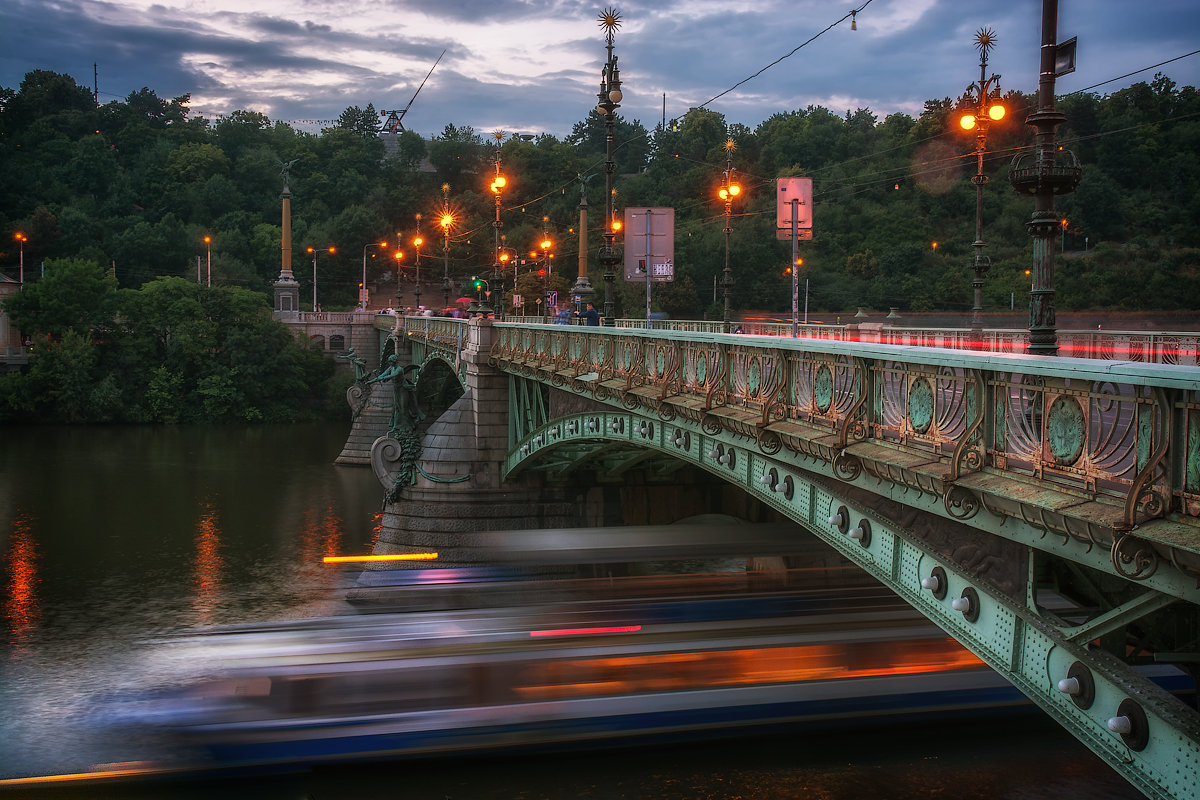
<box><xmin>596</xmin><ymin>7</ymin><xmax>623</xmax><ymax>326</ymax></box>
<box><xmin>718</xmin><ymin>140</ymin><xmax>741</xmax><ymax>333</ymax></box>
<box><xmin>488</xmin><ymin>134</ymin><xmax>507</xmax><ymax>317</ymax></box>
<box><xmin>411</xmin><ymin>214</ymin><xmax>424</xmax><ymax>312</ymax></box>
<box><xmin>958</xmin><ymin>27</ymin><xmax>1006</xmax><ymax>335</ymax></box>
<box><xmin>439</xmin><ymin>183</ymin><xmax>454</xmax><ymax>308</ymax></box>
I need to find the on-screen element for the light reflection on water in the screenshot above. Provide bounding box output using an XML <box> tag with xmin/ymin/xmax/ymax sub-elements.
<box><xmin>0</xmin><ymin>423</ymin><xmax>1143</xmax><ymax>798</ymax></box>
<box><xmin>0</xmin><ymin>422</ymin><xmax>380</xmax><ymax>778</ymax></box>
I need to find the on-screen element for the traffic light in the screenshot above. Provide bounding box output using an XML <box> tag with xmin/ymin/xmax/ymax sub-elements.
<box><xmin>471</xmin><ymin>277</ymin><xmax>485</xmax><ymax>291</ymax></box>
<box><xmin>537</xmin><ymin>268</ymin><xmax>547</xmax><ymax>278</ymax></box>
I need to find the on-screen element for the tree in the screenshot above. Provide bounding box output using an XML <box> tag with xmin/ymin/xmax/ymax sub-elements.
<box><xmin>2</xmin><ymin>257</ymin><xmax>118</xmax><ymax>337</ymax></box>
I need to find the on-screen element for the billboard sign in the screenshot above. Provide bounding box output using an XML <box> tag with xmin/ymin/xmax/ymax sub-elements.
<box><xmin>623</xmin><ymin>207</ymin><xmax>675</xmax><ymax>282</ymax></box>
<box><xmin>776</xmin><ymin>177</ymin><xmax>813</xmax><ymax>233</ymax></box>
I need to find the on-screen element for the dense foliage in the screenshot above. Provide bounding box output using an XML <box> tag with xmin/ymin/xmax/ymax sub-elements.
<box><xmin>1</xmin><ymin>69</ymin><xmax>1197</xmax><ymax>332</ymax></box>
<box><xmin>0</xmin><ymin>261</ymin><xmax>339</xmax><ymax>423</ymax></box>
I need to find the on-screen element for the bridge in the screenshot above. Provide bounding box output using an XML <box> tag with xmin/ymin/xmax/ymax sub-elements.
<box><xmin>346</xmin><ymin>313</ymin><xmax>1199</xmax><ymax>800</ymax></box>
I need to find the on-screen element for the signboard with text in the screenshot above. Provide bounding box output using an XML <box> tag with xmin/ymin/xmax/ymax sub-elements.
<box><xmin>623</xmin><ymin>207</ymin><xmax>675</xmax><ymax>282</ymax></box>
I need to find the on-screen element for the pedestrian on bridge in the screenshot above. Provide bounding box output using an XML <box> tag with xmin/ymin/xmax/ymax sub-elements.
<box><xmin>581</xmin><ymin>302</ymin><xmax>600</xmax><ymax>326</ymax></box>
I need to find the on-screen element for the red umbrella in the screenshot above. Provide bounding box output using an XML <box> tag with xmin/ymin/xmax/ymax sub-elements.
<box><xmin>455</xmin><ymin>297</ymin><xmax>475</xmax><ymax>305</ymax></box>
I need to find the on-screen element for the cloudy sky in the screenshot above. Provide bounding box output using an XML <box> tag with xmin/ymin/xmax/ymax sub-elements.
<box><xmin>2</xmin><ymin>0</ymin><xmax>1197</xmax><ymax>138</ymax></box>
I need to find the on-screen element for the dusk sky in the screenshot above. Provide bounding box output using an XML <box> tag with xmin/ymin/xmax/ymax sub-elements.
<box><xmin>2</xmin><ymin>0</ymin><xmax>1197</xmax><ymax>138</ymax></box>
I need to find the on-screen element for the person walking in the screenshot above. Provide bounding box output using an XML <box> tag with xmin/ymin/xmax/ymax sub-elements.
<box><xmin>582</xmin><ymin>302</ymin><xmax>600</xmax><ymax>326</ymax></box>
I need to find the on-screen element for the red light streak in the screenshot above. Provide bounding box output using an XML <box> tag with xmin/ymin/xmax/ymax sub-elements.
<box><xmin>530</xmin><ymin>625</ymin><xmax>642</xmax><ymax>637</ymax></box>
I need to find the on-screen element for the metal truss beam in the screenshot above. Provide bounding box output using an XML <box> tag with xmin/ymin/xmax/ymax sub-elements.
<box><xmin>506</xmin><ymin>410</ymin><xmax>1200</xmax><ymax>800</ymax></box>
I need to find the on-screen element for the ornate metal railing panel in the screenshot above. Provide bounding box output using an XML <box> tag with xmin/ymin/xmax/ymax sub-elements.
<box><xmin>483</xmin><ymin>323</ymin><xmax>1200</xmax><ymax>545</ymax></box>
<box><xmin>613</xmin><ymin>319</ymin><xmax>1200</xmax><ymax>365</ymax></box>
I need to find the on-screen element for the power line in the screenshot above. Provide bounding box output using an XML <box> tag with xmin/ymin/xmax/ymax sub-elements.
<box><xmin>1064</xmin><ymin>50</ymin><xmax>1200</xmax><ymax>97</ymax></box>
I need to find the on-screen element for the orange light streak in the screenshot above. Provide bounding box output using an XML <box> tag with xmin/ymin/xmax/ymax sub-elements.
<box><xmin>530</xmin><ymin>625</ymin><xmax>643</xmax><ymax>637</ymax></box>
<box><xmin>0</xmin><ymin>764</ymin><xmax>160</xmax><ymax>786</ymax></box>
<box><xmin>322</xmin><ymin>552</ymin><xmax>439</xmax><ymax>563</ymax></box>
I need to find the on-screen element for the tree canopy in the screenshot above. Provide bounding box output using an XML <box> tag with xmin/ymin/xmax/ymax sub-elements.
<box><xmin>1</xmin><ymin>69</ymin><xmax>1197</xmax><ymax>322</ymax></box>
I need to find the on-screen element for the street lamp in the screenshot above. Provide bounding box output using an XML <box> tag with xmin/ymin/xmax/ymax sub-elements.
<box><xmin>14</xmin><ymin>232</ymin><xmax>26</xmax><ymax>284</ymax></box>
<box><xmin>203</xmin><ymin>235</ymin><xmax>212</xmax><ymax>287</ymax></box>
<box><xmin>306</xmin><ymin>245</ymin><xmax>335</xmax><ymax>311</ymax></box>
<box><xmin>440</xmin><ymin>183</ymin><xmax>454</xmax><ymax>307</ymax></box>
<box><xmin>718</xmin><ymin>139</ymin><xmax>741</xmax><ymax>333</ymax></box>
<box><xmin>596</xmin><ymin>7</ymin><xmax>623</xmax><ymax>325</ymax></box>
<box><xmin>489</xmin><ymin>135</ymin><xmax>507</xmax><ymax>316</ymax></box>
<box><xmin>412</xmin><ymin>215</ymin><xmax>424</xmax><ymax>312</ymax></box>
<box><xmin>361</xmin><ymin>240</ymin><xmax>387</xmax><ymax>310</ymax></box>
<box><xmin>958</xmin><ymin>27</ymin><xmax>1005</xmax><ymax>333</ymax></box>
<box><xmin>392</xmin><ymin>250</ymin><xmax>406</xmax><ymax>309</ymax></box>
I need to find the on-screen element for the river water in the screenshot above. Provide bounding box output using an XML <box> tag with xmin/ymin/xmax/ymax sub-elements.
<box><xmin>0</xmin><ymin>423</ymin><xmax>1141</xmax><ymax>798</ymax></box>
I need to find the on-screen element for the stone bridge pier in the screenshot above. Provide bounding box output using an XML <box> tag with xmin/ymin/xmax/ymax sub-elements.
<box><xmin>338</xmin><ymin>319</ymin><xmax>796</xmax><ymax>573</ymax></box>
<box><xmin>353</xmin><ymin>319</ymin><xmax>577</xmax><ymax>568</ymax></box>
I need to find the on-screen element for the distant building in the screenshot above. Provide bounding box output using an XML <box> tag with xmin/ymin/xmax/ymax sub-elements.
<box><xmin>0</xmin><ymin>272</ymin><xmax>27</xmax><ymax>364</ymax></box>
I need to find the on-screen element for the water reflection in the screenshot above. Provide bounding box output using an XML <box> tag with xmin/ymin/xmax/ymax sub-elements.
<box><xmin>192</xmin><ymin>503</ymin><xmax>223</xmax><ymax>626</ymax></box>
<box><xmin>0</xmin><ymin>423</ymin><xmax>383</xmax><ymax>780</ymax></box>
<box><xmin>2</xmin><ymin>511</ymin><xmax>39</xmax><ymax>654</ymax></box>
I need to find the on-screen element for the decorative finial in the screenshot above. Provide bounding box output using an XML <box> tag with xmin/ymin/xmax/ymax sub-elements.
<box><xmin>599</xmin><ymin>7</ymin><xmax>622</xmax><ymax>44</ymax></box>
<box><xmin>974</xmin><ymin>27</ymin><xmax>997</xmax><ymax>58</ymax></box>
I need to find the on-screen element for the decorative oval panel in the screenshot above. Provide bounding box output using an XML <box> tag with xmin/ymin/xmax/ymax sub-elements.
<box><xmin>814</xmin><ymin>365</ymin><xmax>834</xmax><ymax>413</ymax></box>
<box><xmin>1046</xmin><ymin>395</ymin><xmax>1085</xmax><ymax>465</ymax></box>
<box><xmin>908</xmin><ymin>376</ymin><xmax>934</xmax><ymax>434</ymax></box>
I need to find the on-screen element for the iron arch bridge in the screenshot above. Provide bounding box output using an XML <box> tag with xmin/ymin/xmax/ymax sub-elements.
<box><xmin>398</xmin><ymin>316</ymin><xmax>1200</xmax><ymax>800</ymax></box>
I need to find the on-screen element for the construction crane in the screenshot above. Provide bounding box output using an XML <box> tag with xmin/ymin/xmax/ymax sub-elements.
<box><xmin>380</xmin><ymin>50</ymin><xmax>445</xmax><ymax>134</ymax></box>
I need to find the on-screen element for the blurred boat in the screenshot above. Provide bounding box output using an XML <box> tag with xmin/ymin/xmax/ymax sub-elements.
<box><xmin>99</xmin><ymin>593</ymin><xmax>1036</xmax><ymax>768</ymax></box>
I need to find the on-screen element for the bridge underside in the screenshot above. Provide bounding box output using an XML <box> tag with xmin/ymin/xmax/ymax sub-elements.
<box><xmin>503</xmin><ymin>383</ymin><xmax>1199</xmax><ymax>800</ymax></box>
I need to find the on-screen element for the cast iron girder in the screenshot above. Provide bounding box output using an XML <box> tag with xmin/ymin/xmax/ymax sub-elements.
<box><xmin>506</xmin><ymin>410</ymin><xmax>1200</xmax><ymax>799</ymax></box>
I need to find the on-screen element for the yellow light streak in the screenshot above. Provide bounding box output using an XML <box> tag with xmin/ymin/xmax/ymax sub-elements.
<box><xmin>322</xmin><ymin>553</ymin><xmax>439</xmax><ymax>563</ymax></box>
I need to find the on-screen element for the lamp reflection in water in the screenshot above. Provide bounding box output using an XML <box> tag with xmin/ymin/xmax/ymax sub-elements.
<box><xmin>2</xmin><ymin>511</ymin><xmax>40</xmax><ymax>654</ymax></box>
<box><xmin>192</xmin><ymin>503</ymin><xmax>223</xmax><ymax>626</ymax></box>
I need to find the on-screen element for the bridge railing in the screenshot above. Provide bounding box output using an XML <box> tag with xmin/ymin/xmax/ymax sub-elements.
<box><xmin>614</xmin><ymin>319</ymin><xmax>1200</xmax><ymax>365</ymax></box>
<box><xmin>485</xmin><ymin>323</ymin><xmax>1200</xmax><ymax>552</ymax></box>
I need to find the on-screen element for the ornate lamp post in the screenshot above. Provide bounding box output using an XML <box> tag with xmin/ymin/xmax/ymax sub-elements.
<box><xmin>411</xmin><ymin>214</ymin><xmax>424</xmax><ymax>311</ymax></box>
<box><xmin>958</xmin><ymin>28</ymin><xmax>1006</xmax><ymax>334</ymax></box>
<box><xmin>596</xmin><ymin>7</ymin><xmax>623</xmax><ymax>325</ymax></box>
<box><xmin>440</xmin><ymin>183</ymin><xmax>453</xmax><ymax>307</ymax></box>
<box><xmin>489</xmin><ymin>137</ymin><xmax>506</xmax><ymax>316</ymax></box>
<box><xmin>360</xmin><ymin>240</ymin><xmax>387</xmax><ymax>310</ymax></box>
<box><xmin>1008</xmin><ymin>0</ymin><xmax>1081</xmax><ymax>355</ymax></box>
<box><xmin>538</xmin><ymin>219</ymin><xmax>555</xmax><ymax>320</ymax></box>
<box><xmin>306</xmin><ymin>245</ymin><xmax>334</xmax><ymax>311</ymax></box>
<box><xmin>718</xmin><ymin>140</ymin><xmax>741</xmax><ymax>333</ymax></box>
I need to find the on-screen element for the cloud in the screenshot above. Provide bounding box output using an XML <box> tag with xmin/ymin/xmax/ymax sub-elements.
<box><xmin>1</xmin><ymin>0</ymin><xmax>1196</xmax><ymax>138</ymax></box>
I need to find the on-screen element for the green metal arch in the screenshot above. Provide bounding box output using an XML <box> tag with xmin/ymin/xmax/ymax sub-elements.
<box><xmin>506</xmin><ymin>411</ymin><xmax>1200</xmax><ymax>800</ymax></box>
<box><xmin>416</xmin><ymin>351</ymin><xmax>467</xmax><ymax>390</ymax></box>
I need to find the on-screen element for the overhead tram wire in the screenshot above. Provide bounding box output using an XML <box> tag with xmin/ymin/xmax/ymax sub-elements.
<box><xmin>486</xmin><ymin>29</ymin><xmax>1193</xmax><ymax>236</ymax></box>
<box><xmin>694</xmin><ymin>0</ymin><xmax>875</xmax><ymax>112</ymax></box>
<box><xmin>1062</xmin><ymin>49</ymin><xmax>1200</xmax><ymax>97</ymax></box>
<box><xmin>498</xmin><ymin>2</ymin><xmax>872</xmax><ymax>219</ymax></box>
